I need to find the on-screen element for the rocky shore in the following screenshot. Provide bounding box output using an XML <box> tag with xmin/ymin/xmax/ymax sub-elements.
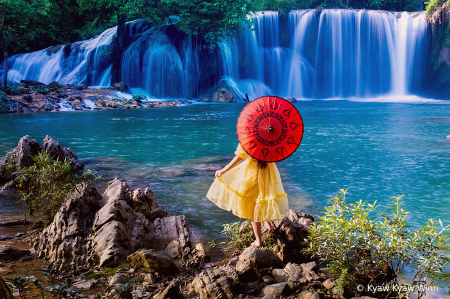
<box><xmin>0</xmin><ymin>136</ymin><xmax>361</xmax><ymax>299</ymax></box>
<box><xmin>0</xmin><ymin>80</ymin><xmax>193</xmax><ymax>114</ymax></box>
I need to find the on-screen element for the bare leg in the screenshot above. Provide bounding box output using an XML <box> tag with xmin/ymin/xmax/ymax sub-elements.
<box><xmin>251</xmin><ymin>221</ymin><xmax>262</xmax><ymax>246</ymax></box>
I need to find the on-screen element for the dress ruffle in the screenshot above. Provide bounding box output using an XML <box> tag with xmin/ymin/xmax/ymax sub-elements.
<box><xmin>206</xmin><ymin>144</ymin><xmax>289</xmax><ymax>222</ymax></box>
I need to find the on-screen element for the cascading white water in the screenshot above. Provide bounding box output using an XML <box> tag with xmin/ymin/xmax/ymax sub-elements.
<box><xmin>1</xmin><ymin>10</ymin><xmax>429</xmax><ymax>100</ymax></box>
<box><xmin>1</xmin><ymin>27</ymin><xmax>116</xmax><ymax>86</ymax></box>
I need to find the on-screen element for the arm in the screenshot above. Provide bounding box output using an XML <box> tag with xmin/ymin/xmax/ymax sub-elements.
<box><xmin>215</xmin><ymin>156</ymin><xmax>243</xmax><ymax>178</ymax></box>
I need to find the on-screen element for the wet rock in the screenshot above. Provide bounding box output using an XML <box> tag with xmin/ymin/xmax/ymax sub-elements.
<box><xmin>113</xmin><ymin>82</ymin><xmax>130</xmax><ymax>92</ymax></box>
<box><xmin>127</xmin><ymin>249</ymin><xmax>179</xmax><ymax>275</ymax></box>
<box><xmin>45</xmin><ymin>104</ymin><xmax>54</xmax><ymax>111</ymax></box>
<box><xmin>12</xmin><ymin>135</ymin><xmax>40</xmax><ymax>168</ymax></box>
<box><xmin>41</xmin><ymin>135</ymin><xmax>85</xmax><ymax>173</ymax></box>
<box><xmin>35</xmin><ymin>184</ymin><xmax>101</xmax><ymax>265</ymax></box>
<box><xmin>238</xmin><ymin>247</ymin><xmax>283</xmax><ymax>269</ymax></box>
<box><xmin>0</xmin><ymin>245</ymin><xmax>31</xmax><ymax>261</ymax></box>
<box><xmin>198</xmin><ymin>80</ymin><xmax>238</xmax><ymax>103</ymax></box>
<box><xmin>153</xmin><ymin>281</ymin><xmax>182</xmax><ymax>299</ymax></box>
<box><xmin>286</xmin><ymin>97</ymin><xmax>298</xmax><ymax>103</ymax></box>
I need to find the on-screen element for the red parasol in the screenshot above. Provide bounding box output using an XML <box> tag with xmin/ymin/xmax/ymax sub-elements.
<box><xmin>236</xmin><ymin>96</ymin><xmax>304</xmax><ymax>162</ymax></box>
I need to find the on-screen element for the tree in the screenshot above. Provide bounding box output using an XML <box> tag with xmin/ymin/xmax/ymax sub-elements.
<box><xmin>0</xmin><ymin>0</ymin><xmax>51</xmax><ymax>91</ymax></box>
<box><xmin>162</xmin><ymin>0</ymin><xmax>257</xmax><ymax>46</ymax></box>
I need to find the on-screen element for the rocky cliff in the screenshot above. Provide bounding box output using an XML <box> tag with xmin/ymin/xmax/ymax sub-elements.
<box><xmin>425</xmin><ymin>2</ymin><xmax>450</xmax><ymax>95</ymax></box>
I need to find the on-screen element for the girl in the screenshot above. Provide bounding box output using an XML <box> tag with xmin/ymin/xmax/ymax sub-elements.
<box><xmin>206</xmin><ymin>144</ymin><xmax>289</xmax><ymax>247</ymax></box>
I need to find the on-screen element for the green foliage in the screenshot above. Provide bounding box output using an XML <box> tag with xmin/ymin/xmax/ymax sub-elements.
<box><xmin>219</xmin><ymin>220</ymin><xmax>254</xmax><ymax>256</ymax></box>
<box><xmin>14</xmin><ymin>152</ymin><xmax>98</xmax><ymax>225</ymax></box>
<box><xmin>0</xmin><ymin>150</ymin><xmax>17</xmax><ymax>181</ymax></box>
<box><xmin>425</xmin><ymin>0</ymin><xmax>450</xmax><ymax>14</ymax></box>
<box><xmin>6</xmin><ymin>80</ymin><xmax>22</xmax><ymax>95</ymax></box>
<box><xmin>0</xmin><ymin>91</ymin><xmax>15</xmax><ymax>113</ymax></box>
<box><xmin>162</xmin><ymin>0</ymin><xmax>255</xmax><ymax>46</ymax></box>
<box><xmin>36</xmin><ymin>85</ymin><xmax>50</xmax><ymax>94</ymax></box>
<box><xmin>132</xmin><ymin>93</ymin><xmax>147</xmax><ymax>102</ymax></box>
<box><xmin>304</xmin><ymin>189</ymin><xmax>450</xmax><ymax>298</ymax></box>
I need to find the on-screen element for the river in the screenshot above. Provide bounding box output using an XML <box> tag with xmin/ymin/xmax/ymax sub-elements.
<box><xmin>1</xmin><ymin>100</ymin><xmax>450</xmax><ymax>239</ymax></box>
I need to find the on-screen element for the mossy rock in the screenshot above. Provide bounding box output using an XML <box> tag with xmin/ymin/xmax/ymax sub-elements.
<box><xmin>0</xmin><ymin>275</ymin><xmax>14</xmax><ymax>299</ymax></box>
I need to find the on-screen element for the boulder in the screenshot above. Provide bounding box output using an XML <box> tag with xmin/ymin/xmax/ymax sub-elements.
<box><xmin>41</xmin><ymin>135</ymin><xmax>85</xmax><ymax>173</ymax></box>
<box><xmin>262</xmin><ymin>282</ymin><xmax>288</xmax><ymax>297</ymax></box>
<box><xmin>236</xmin><ymin>259</ymin><xmax>257</xmax><ymax>282</ymax></box>
<box><xmin>113</xmin><ymin>82</ymin><xmax>130</xmax><ymax>92</ymax></box>
<box><xmin>192</xmin><ymin>267</ymin><xmax>243</xmax><ymax>298</ymax></box>
<box><xmin>238</xmin><ymin>247</ymin><xmax>283</xmax><ymax>269</ymax></box>
<box><xmin>12</xmin><ymin>135</ymin><xmax>40</xmax><ymax>168</ymax></box>
<box><xmin>127</xmin><ymin>249</ymin><xmax>178</xmax><ymax>275</ymax></box>
<box><xmin>47</xmin><ymin>81</ymin><xmax>62</xmax><ymax>91</ymax></box>
<box><xmin>198</xmin><ymin>80</ymin><xmax>238</xmax><ymax>103</ymax></box>
<box><xmin>286</xmin><ymin>97</ymin><xmax>298</xmax><ymax>103</ymax></box>
<box><xmin>35</xmin><ymin>184</ymin><xmax>102</xmax><ymax>265</ymax></box>
<box><xmin>45</xmin><ymin>104</ymin><xmax>54</xmax><ymax>111</ymax></box>
<box><xmin>0</xmin><ymin>245</ymin><xmax>31</xmax><ymax>261</ymax></box>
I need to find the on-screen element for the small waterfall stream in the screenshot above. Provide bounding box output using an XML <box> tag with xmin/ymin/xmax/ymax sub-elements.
<box><xmin>0</xmin><ymin>10</ymin><xmax>429</xmax><ymax>101</ymax></box>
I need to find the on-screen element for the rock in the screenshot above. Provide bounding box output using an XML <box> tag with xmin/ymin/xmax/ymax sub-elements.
<box><xmin>40</xmin><ymin>135</ymin><xmax>85</xmax><ymax>173</ymax></box>
<box><xmin>323</xmin><ymin>278</ymin><xmax>335</xmax><ymax>289</ymax></box>
<box><xmin>15</xmin><ymin>233</ymin><xmax>25</xmax><ymax>237</ymax></box>
<box><xmin>22</xmin><ymin>95</ymin><xmax>33</xmax><ymax>103</ymax></box>
<box><xmin>350</xmin><ymin>297</ymin><xmax>377</xmax><ymax>299</ymax></box>
<box><xmin>301</xmin><ymin>261</ymin><xmax>319</xmax><ymax>273</ymax></box>
<box><xmin>0</xmin><ymin>245</ymin><xmax>31</xmax><ymax>261</ymax></box>
<box><xmin>109</xmin><ymin>273</ymin><xmax>126</xmax><ymax>287</ymax></box>
<box><xmin>20</xmin><ymin>80</ymin><xmax>45</xmax><ymax>87</ymax></box>
<box><xmin>113</xmin><ymin>82</ymin><xmax>129</xmax><ymax>92</ymax></box>
<box><xmin>262</xmin><ymin>282</ymin><xmax>288</xmax><ymax>297</ymax></box>
<box><xmin>144</xmin><ymin>273</ymin><xmax>156</xmax><ymax>284</ymax></box>
<box><xmin>44</xmin><ymin>104</ymin><xmax>54</xmax><ymax>111</ymax></box>
<box><xmin>192</xmin><ymin>268</ymin><xmax>243</xmax><ymax>298</ymax></box>
<box><xmin>35</xmin><ymin>184</ymin><xmax>101</xmax><ymax>265</ymax></box>
<box><xmin>262</xmin><ymin>275</ymin><xmax>275</xmax><ymax>284</ymax></box>
<box><xmin>238</xmin><ymin>247</ymin><xmax>283</xmax><ymax>269</ymax></box>
<box><xmin>74</xmin><ymin>279</ymin><xmax>96</xmax><ymax>289</ymax></box>
<box><xmin>153</xmin><ymin>281</ymin><xmax>182</xmax><ymax>299</ymax></box>
<box><xmin>271</xmin><ymin>268</ymin><xmax>289</xmax><ymax>283</ymax></box>
<box><xmin>47</xmin><ymin>81</ymin><xmax>62</xmax><ymax>91</ymax></box>
<box><xmin>286</xmin><ymin>97</ymin><xmax>297</xmax><ymax>103</ymax></box>
<box><xmin>228</xmin><ymin>256</ymin><xmax>239</xmax><ymax>268</ymax></box>
<box><xmin>298</xmin><ymin>291</ymin><xmax>324</xmax><ymax>299</ymax></box>
<box><xmin>127</xmin><ymin>249</ymin><xmax>179</xmax><ymax>275</ymax></box>
<box><xmin>198</xmin><ymin>80</ymin><xmax>239</xmax><ymax>103</ymax></box>
<box><xmin>236</xmin><ymin>259</ymin><xmax>257</xmax><ymax>282</ymax></box>
<box><xmin>12</xmin><ymin>135</ymin><xmax>40</xmax><ymax>168</ymax></box>
<box><xmin>0</xmin><ymin>275</ymin><xmax>14</xmax><ymax>299</ymax></box>
<box><xmin>0</xmin><ymin>236</ymin><xmax>12</xmax><ymax>241</ymax></box>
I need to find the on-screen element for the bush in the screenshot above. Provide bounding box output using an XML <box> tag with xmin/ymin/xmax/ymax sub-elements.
<box><xmin>425</xmin><ymin>0</ymin><xmax>450</xmax><ymax>14</ymax></box>
<box><xmin>132</xmin><ymin>93</ymin><xmax>147</xmax><ymax>102</ymax></box>
<box><xmin>0</xmin><ymin>91</ymin><xmax>15</xmax><ymax>113</ymax></box>
<box><xmin>304</xmin><ymin>189</ymin><xmax>450</xmax><ymax>298</ymax></box>
<box><xmin>14</xmin><ymin>152</ymin><xmax>98</xmax><ymax>225</ymax></box>
<box><xmin>6</xmin><ymin>81</ymin><xmax>22</xmax><ymax>95</ymax></box>
<box><xmin>35</xmin><ymin>85</ymin><xmax>49</xmax><ymax>94</ymax></box>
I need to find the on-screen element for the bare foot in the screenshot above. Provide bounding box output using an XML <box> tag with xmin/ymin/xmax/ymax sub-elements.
<box><xmin>251</xmin><ymin>241</ymin><xmax>262</xmax><ymax>247</ymax></box>
<box><xmin>264</xmin><ymin>221</ymin><xmax>274</xmax><ymax>231</ymax></box>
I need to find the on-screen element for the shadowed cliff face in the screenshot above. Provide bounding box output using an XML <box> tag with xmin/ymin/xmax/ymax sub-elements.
<box><xmin>425</xmin><ymin>2</ymin><xmax>450</xmax><ymax>96</ymax></box>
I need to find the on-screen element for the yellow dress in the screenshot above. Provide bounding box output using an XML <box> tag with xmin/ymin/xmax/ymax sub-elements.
<box><xmin>206</xmin><ymin>144</ymin><xmax>289</xmax><ymax>222</ymax></box>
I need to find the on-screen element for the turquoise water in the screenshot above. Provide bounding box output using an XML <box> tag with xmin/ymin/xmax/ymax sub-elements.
<box><xmin>1</xmin><ymin>101</ymin><xmax>450</xmax><ymax>238</ymax></box>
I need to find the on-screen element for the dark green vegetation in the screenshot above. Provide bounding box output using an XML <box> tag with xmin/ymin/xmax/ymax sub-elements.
<box><xmin>5</xmin><ymin>151</ymin><xmax>98</xmax><ymax>225</ymax></box>
<box><xmin>304</xmin><ymin>190</ymin><xmax>450</xmax><ymax>298</ymax></box>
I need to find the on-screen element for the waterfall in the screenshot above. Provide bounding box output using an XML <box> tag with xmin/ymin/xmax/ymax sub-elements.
<box><xmin>1</xmin><ymin>10</ymin><xmax>429</xmax><ymax>101</ymax></box>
